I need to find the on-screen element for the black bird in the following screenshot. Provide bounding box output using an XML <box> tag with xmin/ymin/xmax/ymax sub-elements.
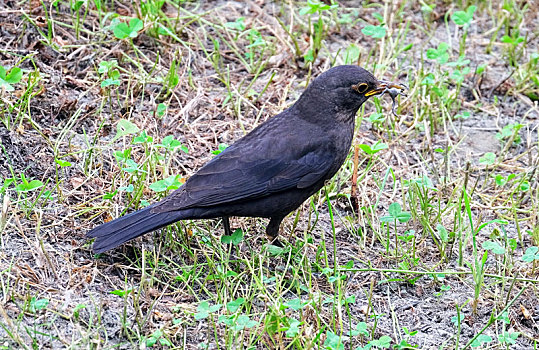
<box><xmin>87</xmin><ymin>65</ymin><xmax>406</xmax><ymax>253</ymax></box>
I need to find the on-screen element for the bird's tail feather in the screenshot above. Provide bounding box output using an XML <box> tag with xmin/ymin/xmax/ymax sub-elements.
<box><xmin>87</xmin><ymin>206</ymin><xmax>183</xmax><ymax>253</ymax></box>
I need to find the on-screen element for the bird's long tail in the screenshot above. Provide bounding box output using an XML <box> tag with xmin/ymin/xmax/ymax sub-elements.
<box><xmin>87</xmin><ymin>205</ymin><xmax>184</xmax><ymax>253</ymax></box>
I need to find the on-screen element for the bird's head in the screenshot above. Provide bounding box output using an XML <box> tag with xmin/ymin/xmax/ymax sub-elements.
<box><xmin>295</xmin><ymin>65</ymin><xmax>407</xmax><ymax>122</ymax></box>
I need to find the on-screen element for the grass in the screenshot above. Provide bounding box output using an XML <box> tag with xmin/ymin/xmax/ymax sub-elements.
<box><xmin>0</xmin><ymin>0</ymin><xmax>538</xmax><ymax>349</ymax></box>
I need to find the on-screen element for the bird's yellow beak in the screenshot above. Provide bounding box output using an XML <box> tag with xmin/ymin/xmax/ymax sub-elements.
<box><xmin>365</xmin><ymin>80</ymin><xmax>407</xmax><ymax>97</ymax></box>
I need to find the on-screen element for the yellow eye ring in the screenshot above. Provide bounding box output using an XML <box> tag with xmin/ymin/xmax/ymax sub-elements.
<box><xmin>352</xmin><ymin>83</ymin><xmax>369</xmax><ymax>93</ymax></box>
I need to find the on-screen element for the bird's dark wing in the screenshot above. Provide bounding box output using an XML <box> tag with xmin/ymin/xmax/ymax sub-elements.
<box><xmin>153</xmin><ymin>133</ymin><xmax>335</xmax><ymax>212</ymax></box>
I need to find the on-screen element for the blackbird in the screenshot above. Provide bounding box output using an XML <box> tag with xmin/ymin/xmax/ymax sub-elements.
<box><xmin>87</xmin><ymin>65</ymin><xmax>406</xmax><ymax>253</ymax></box>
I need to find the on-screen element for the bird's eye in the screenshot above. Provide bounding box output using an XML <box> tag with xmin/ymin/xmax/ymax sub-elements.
<box><xmin>352</xmin><ymin>83</ymin><xmax>369</xmax><ymax>93</ymax></box>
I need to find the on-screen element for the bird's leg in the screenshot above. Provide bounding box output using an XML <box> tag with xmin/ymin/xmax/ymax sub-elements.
<box><xmin>266</xmin><ymin>216</ymin><xmax>285</xmax><ymax>247</ymax></box>
<box><xmin>222</xmin><ymin>216</ymin><xmax>239</xmax><ymax>258</ymax></box>
<box><xmin>222</xmin><ymin>216</ymin><xmax>232</xmax><ymax>236</ymax></box>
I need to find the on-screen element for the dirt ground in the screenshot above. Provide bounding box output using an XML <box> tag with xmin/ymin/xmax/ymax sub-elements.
<box><xmin>0</xmin><ymin>0</ymin><xmax>538</xmax><ymax>349</ymax></box>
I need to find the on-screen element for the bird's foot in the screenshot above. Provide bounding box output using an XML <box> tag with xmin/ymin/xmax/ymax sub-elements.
<box><xmin>267</xmin><ymin>236</ymin><xmax>284</xmax><ymax>247</ymax></box>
